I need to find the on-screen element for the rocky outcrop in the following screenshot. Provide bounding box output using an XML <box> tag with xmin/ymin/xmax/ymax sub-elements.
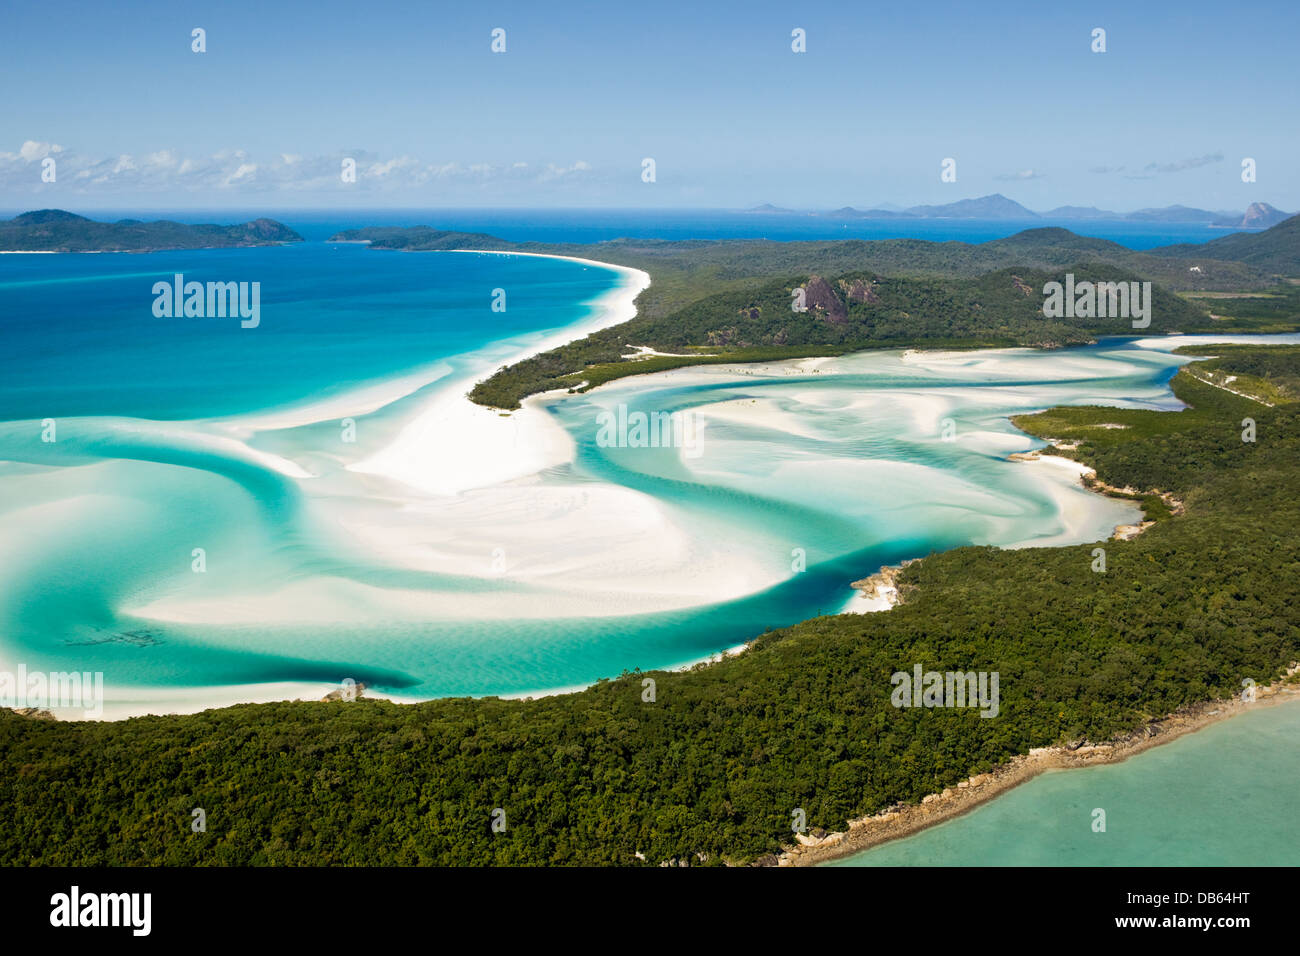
<box><xmin>11</xmin><ymin>707</ymin><xmax>57</xmax><ymax>720</ymax></box>
<box><xmin>801</xmin><ymin>276</ymin><xmax>848</xmax><ymax>324</ymax></box>
<box><xmin>841</xmin><ymin>278</ymin><xmax>879</xmax><ymax>304</ymax></box>
<box><xmin>320</xmin><ymin>682</ymin><xmax>367</xmax><ymax>702</ymax></box>
<box><xmin>850</xmin><ymin>559</ymin><xmax>920</xmax><ymax>608</ymax></box>
<box><xmin>1237</xmin><ymin>202</ymin><xmax>1290</xmax><ymax>230</ymax></box>
<box><xmin>1113</xmin><ymin>520</ymin><xmax>1156</xmax><ymax>540</ymax></box>
<box><xmin>795</xmin><ymin>828</ymin><xmax>845</xmax><ymax>848</ymax></box>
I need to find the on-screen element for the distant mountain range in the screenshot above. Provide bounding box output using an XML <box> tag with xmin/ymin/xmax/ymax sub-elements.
<box><xmin>749</xmin><ymin>195</ymin><xmax>1292</xmax><ymax>229</ymax></box>
<box><xmin>0</xmin><ymin>209</ymin><xmax>303</xmax><ymax>252</ymax></box>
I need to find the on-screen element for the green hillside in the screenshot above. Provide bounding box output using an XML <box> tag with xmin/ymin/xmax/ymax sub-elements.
<box><xmin>1150</xmin><ymin>214</ymin><xmax>1300</xmax><ymax>275</ymax></box>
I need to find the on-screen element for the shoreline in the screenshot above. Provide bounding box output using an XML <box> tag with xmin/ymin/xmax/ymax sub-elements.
<box><xmin>781</xmin><ymin>665</ymin><xmax>1300</xmax><ymax>867</ymax></box>
<box><xmin>200</xmin><ymin>250</ymin><xmax>650</xmax><ymax>438</ymax></box>
<box><xmin>843</xmin><ymin>559</ymin><xmax>919</xmax><ymax>613</ymax></box>
<box><xmin>1005</xmin><ymin>445</ymin><xmax>1181</xmax><ymax>541</ymax></box>
<box><xmin>345</xmin><ymin>250</ymin><xmax>650</xmax><ymax>495</ymax></box>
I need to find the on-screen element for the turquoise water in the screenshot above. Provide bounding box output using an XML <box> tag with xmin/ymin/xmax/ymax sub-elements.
<box><xmin>0</xmin><ymin>242</ymin><xmax>618</xmax><ymax>420</ymax></box>
<box><xmin>830</xmin><ymin>698</ymin><xmax>1300</xmax><ymax>866</ymax></box>
<box><xmin>1</xmin><ymin>239</ymin><xmax>1295</xmax><ymax>714</ymax></box>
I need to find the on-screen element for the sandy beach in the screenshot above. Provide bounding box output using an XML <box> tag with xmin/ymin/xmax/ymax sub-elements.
<box><xmin>347</xmin><ymin>251</ymin><xmax>651</xmax><ymax>495</ymax></box>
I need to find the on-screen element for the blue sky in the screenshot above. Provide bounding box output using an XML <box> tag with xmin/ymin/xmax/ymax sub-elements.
<box><xmin>2</xmin><ymin>0</ymin><xmax>1297</xmax><ymax>210</ymax></box>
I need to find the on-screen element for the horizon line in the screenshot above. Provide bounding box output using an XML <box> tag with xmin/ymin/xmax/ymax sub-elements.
<box><xmin>0</xmin><ymin>196</ymin><xmax>1291</xmax><ymax>218</ymax></box>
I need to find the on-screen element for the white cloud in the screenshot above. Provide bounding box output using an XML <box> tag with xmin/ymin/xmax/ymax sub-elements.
<box><xmin>994</xmin><ymin>168</ymin><xmax>1043</xmax><ymax>181</ymax></box>
<box><xmin>19</xmin><ymin>140</ymin><xmax>62</xmax><ymax>161</ymax></box>
<box><xmin>223</xmin><ymin>162</ymin><xmax>258</xmax><ymax>185</ymax></box>
<box><xmin>0</xmin><ymin>141</ymin><xmax>600</xmax><ymax>196</ymax></box>
<box><xmin>366</xmin><ymin>156</ymin><xmax>419</xmax><ymax>178</ymax></box>
<box><xmin>1144</xmin><ymin>152</ymin><xmax>1223</xmax><ymax>174</ymax></box>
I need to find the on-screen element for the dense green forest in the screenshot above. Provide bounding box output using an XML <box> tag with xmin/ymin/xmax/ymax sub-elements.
<box><xmin>4</xmin><ymin>346</ymin><xmax>1298</xmax><ymax>866</ymax></box>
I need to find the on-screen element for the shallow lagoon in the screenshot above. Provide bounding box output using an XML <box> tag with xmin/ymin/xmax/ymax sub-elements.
<box><xmin>1</xmin><ymin>243</ymin><xmax>1294</xmax><ymax>716</ymax></box>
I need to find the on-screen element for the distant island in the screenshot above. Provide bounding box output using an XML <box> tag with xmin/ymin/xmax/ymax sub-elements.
<box><xmin>0</xmin><ymin>209</ymin><xmax>303</xmax><ymax>253</ymax></box>
<box><xmin>747</xmin><ymin>195</ymin><xmax>1292</xmax><ymax>229</ymax></box>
